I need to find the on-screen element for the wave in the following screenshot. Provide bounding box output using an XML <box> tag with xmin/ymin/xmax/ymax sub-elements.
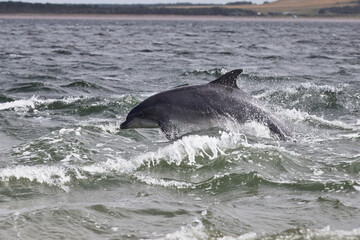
<box><xmin>0</xmin><ymin>94</ymin><xmax>14</xmax><ymax>103</ymax></box>
<box><xmin>307</xmin><ymin>54</ymin><xmax>333</xmax><ymax>59</ymax></box>
<box><xmin>195</xmin><ymin>172</ymin><xmax>264</xmax><ymax>191</ymax></box>
<box><xmin>0</xmin><ymin>127</ymin><xmax>265</xmax><ymax>190</ymax></box>
<box><xmin>252</xmin><ymin>226</ymin><xmax>360</xmax><ymax>240</ymax></box>
<box><xmin>0</xmin><ymin>165</ymin><xmax>70</xmax><ymax>191</ymax></box>
<box><xmin>160</xmin><ymin>220</ymin><xmax>360</xmax><ymax>240</ymax></box>
<box><xmin>254</xmin><ymin>82</ymin><xmax>343</xmax><ymax>99</ymax></box>
<box><xmin>275</xmin><ymin>226</ymin><xmax>360</xmax><ymax>240</ymax></box>
<box><xmin>0</xmin><ymin>96</ymin><xmax>83</xmax><ymax>112</ymax></box>
<box><xmin>5</xmin><ymin>82</ymin><xmax>63</xmax><ymax>94</ymax></box>
<box><xmin>61</xmin><ymin>80</ymin><xmax>113</xmax><ymax>92</ymax></box>
<box><xmin>78</xmin><ymin>133</ymin><xmax>234</xmax><ymax>177</ymax></box>
<box><xmin>193</xmin><ymin>170</ymin><xmax>359</xmax><ymax>193</ymax></box>
<box><xmin>160</xmin><ymin>219</ymin><xmax>208</xmax><ymax>240</ymax></box>
<box><xmin>5</xmin><ymin>79</ymin><xmax>114</xmax><ymax>96</ymax></box>
<box><xmin>263</xmin><ymin>55</ymin><xmax>284</xmax><ymax>60</ymax></box>
<box><xmin>2</xmin><ymin>122</ymin><xmax>357</xmax><ymax>193</ymax></box>
<box><xmin>252</xmin><ymin>81</ymin><xmax>359</xmax><ymax>118</ymax></box>
<box><xmin>53</xmin><ymin>49</ymin><xmax>72</xmax><ymax>55</ymax></box>
<box><xmin>241</xmin><ymin>73</ymin><xmax>312</xmax><ymax>83</ymax></box>
<box><xmin>0</xmin><ymin>98</ymin><xmax>37</xmax><ymax>111</ymax></box>
<box><xmin>0</xmin><ymin>95</ymin><xmax>140</xmax><ymax>117</ymax></box>
<box><xmin>331</xmin><ymin>160</ymin><xmax>360</xmax><ymax>177</ymax></box>
<box><xmin>134</xmin><ymin>174</ymin><xmax>192</xmax><ymax>189</ymax></box>
<box><xmin>279</xmin><ymin>108</ymin><xmax>360</xmax><ymax>131</ymax></box>
<box><xmin>181</xmin><ymin>68</ymin><xmax>228</xmax><ymax>78</ymax></box>
<box><xmin>25</xmin><ymin>74</ymin><xmax>59</xmax><ymax>81</ymax></box>
<box><xmin>0</xmin><ymin>93</ymin><xmax>358</xmax><ymax>192</ymax></box>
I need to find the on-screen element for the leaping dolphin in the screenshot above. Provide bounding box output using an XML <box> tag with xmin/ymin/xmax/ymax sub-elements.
<box><xmin>121</xmin><ymin>69</ymin><xmax>291</xmax><ymax>141</ymax></box>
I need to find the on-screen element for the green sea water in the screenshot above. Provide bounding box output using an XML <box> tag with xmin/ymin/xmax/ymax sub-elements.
<box><xmin>0</xmin><ymin>18</ymin><xmax>359</xmax><ymax>239</ymax></box>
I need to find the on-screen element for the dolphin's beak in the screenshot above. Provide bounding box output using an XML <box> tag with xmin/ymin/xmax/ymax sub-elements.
<box><xmin>120</xmin><ymin>119</ymin><xmax>131</xmax><ymax>129</ymax></box>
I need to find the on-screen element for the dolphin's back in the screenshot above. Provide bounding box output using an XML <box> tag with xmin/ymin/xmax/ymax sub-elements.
<box><xmin>139</xmin><ymin>84</ymin><xmax>246</xmax><ymax>120</ymax></box>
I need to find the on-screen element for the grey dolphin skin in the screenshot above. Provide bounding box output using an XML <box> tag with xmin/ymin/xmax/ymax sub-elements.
<box><xmin>121</xmin><ymin>69</ymin><xmax>292</xmax><ymax>141</ymax></box>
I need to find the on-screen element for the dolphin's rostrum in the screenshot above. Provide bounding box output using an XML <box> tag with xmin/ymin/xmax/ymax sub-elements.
<box><xmin>121</xmin><ymin>69</ymin><xmax>291</xmax><ymax>141</ymax></box>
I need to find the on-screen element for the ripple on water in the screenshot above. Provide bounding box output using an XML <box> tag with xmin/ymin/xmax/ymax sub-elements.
<box><xmin>0</xmin><ymin>19</ymin><xmax>360</xmax><ymax>239</ymax></box>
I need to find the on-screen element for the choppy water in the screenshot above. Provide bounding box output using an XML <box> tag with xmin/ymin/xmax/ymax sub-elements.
<box><xmin>0</xmin><ymin>18</ymin><xmax>360</xmax><ymax>239</ymax></box>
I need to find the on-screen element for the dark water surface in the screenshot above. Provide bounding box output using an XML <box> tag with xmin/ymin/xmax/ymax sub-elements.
<box><xmin>0</xmin><ymin>18</ymin><xmax>360</xmax><ymax>239</ymax></box>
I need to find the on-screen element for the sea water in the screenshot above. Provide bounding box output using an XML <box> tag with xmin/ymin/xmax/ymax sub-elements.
<box><xmin>0</xmin><ymin>18</ymin><xmax>359</xmax><ymax>239</ymax></box>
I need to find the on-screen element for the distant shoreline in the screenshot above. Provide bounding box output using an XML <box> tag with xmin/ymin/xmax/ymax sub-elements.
<box><xmin>1</xmin><ymin>13</ymin><xmax>360</xmax><ymax>22</ymax></box>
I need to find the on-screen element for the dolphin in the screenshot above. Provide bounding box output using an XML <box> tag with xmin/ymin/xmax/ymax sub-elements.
<box><xmin>120</xmin><ymin>69</ymin><xmax>291</xmax><ymax>141</ymax></box>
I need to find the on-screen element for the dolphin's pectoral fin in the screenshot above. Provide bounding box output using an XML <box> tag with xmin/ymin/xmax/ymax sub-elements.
<box><xmin>268</xmin><ymin>123</ymin><xmax>286</xmax><ymax>141</ymax></box>
<box><xmin>158</xmin><ymin>120</ymin><xmax>178</xmax><ymax>140</ymax></box>
<box><xmin>266</xmin><ymin>120</ymin><xmax>291</xmax><ymax>141</ymax></box>
<box><xmin>210</xmin><ymin>69</ymin><xmax>243</xmax><ymax>88</ymax></box>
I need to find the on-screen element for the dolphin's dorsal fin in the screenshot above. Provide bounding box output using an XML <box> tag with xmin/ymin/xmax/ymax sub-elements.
<box><xmin>210</xmin><ymin>69</ymin><xmax>243</xmax><ymax>88</ymax></box>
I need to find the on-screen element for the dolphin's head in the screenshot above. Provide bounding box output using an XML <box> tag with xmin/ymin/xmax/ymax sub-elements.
<box><xmin>120</xmin><ymin>103</ymin><xmax>159</xmax><ymax>129</ymax></box>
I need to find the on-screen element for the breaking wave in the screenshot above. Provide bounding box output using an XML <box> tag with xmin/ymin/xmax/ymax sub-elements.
<box><xmin>1</xmin><ymin>121</ymin><xmax>359</xmax><ymax>194</ymax></box>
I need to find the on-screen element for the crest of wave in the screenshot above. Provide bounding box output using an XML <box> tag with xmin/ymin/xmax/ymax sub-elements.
<box><xmin>0</xmin><ymin>120</ymin><xmax>274</xmax><ymax>190</ymax></box>
<box><xmin>81</xmin><ymin>132</ymin><xmax>238</xmax><ymax>175</ymax></box>
<box><xmin>0</xmin><ymin>96</ymin><xmax>84</xmax><ymax>112</ymax></box>
<box><xmin>82</xmin><ymin>119</ymin><xmax>271</xmax><ymax>175</ymax></box>
<box><xmin>0</xmin><ymin>165</ymin><xmax>70</xmax><ymax>192</ymax></box>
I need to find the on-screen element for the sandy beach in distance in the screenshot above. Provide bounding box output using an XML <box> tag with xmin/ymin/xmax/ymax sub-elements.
<box><xmin>0</xmin><ymin>13</ymin><xmax>360</xmax><ymax>22</ymax></box>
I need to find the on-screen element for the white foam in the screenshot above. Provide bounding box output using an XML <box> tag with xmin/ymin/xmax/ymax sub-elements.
<box><xmin>160</xmin><ymin>220</ymin><xmax>208</xmax><ymax>240</ymax></box>
<box><xmin>59</xmin><ymin>128</ymin><xmax>74</xmax><ymax>135</ymax></box>
<box><xmin>79</xmin><ymin>125</ymin><xmax>278</xmax><ymax>177</ymax></box>
<box><xmin>243</xmin><ymin>121</ymin><xmax>272</xmax><ymax>139</ymax></box>
<box><xmin>80</xmin><ymin>157</ymin><xmax>140</xmax><ymax>174</ymax></box>
<box><xmin>134</xmin><ymin>174</ymin><xmax>192</xmax><ymax>189</ymax></box>
<box><xmin>279</xmin><ymin>108</ymin><xmax>359</xmax><ymax>130</ymax></box>
<box><xmin>279</xmin><ymin>108</ymin><xmax>307</xmax><ymax>121</ymax></box>
<box><xmin>217</xmin><ymin>226</ymin><xmax>360</xmax><ymax>240</ymax></box>
<box><xmin>97</xmin><ymin>121</ymin><xmax>121</xmax><ymax>134</ymax></box>
<box><xmin>296</xmin><ymin>226</ymin><xmax>360</xmax><ymax>239</ymax></box>
<box><xmin>136</xmin><ymin>134</ymin><xmax>229</xmax><ymax>167</ymax></box>
<box><xmin>81</xmin><ymin>135</ymin><xmax>213</xmax><ymax>174</ymax></box>
<box><xmin>219</xmin><ymin>232</ymin><xmax>258</xmax><ymax>240</ymax></box>
<box><xmin>0</xmin><ymin>165</ymin><xmax>70</xmax><ymax>191</ymax></box>
<box><xmin>160</xmin><ymin>220</ymin><xmax>360</xmax><ymax>240</ymax></box>
<box><xmin>2</xmin><ymin>120</ymin><xmax>288</xmax><ymax>191</ymax></box>
<box><xmin>78</xmin><ymin>132</ymin><xmax>237</xmax><ymax>177</ymax></box>
<box><xmin>0</xmin><ymin>96</ymin><xmax>84</xmax><ymax>112</ymax></box>
<box><xmin>254</xmin><ymin>82</ymin><xmax>344</xmax><ymax>100</ymax></box>
<box><xmin>0</xmin><ymin>98</ymin><xmax>35</xmax><ymax>111</ymax></box>
<box><xmin>289</xmin><ymin>82</ymin><xmax>343</xmax><ymax>96</ymax></box>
